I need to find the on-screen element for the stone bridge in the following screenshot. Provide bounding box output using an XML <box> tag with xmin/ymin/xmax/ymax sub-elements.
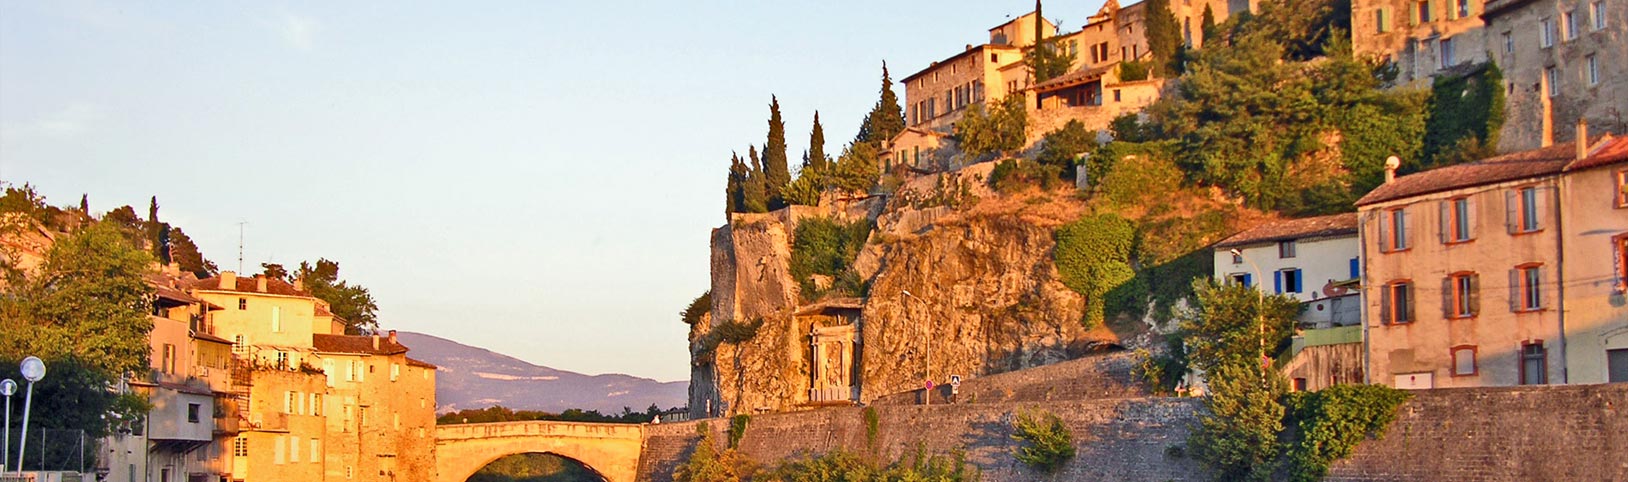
<box><xmin>435</xmin><ymin>421</ymin><xmax>644</xmax><ymax>482</ymax></box>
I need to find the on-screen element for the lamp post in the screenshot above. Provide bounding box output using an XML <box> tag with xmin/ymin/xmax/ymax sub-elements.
<box><xmin>2</xmin><ymin>378</ymin><xmax>15</xmax><ymax>473</ymax></box>
<box><xmin>16</xmin><ymin>357</ymin><xmax>45</xmax><ymax>476</ymax></box>
<box><xmin>901</xmin><ymin>290</ymin><xmax>930</xmax><ymax>406</ymax></box>
<box><xmin>1229</xmin><ymin>249</ymin><xmax>1268</xmax><ymax>382</ymax></box>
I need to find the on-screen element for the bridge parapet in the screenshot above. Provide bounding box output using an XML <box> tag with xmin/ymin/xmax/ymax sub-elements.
<box><xmin>435</xmin><ymin>420</ymin><xmax>643</xmax><ymax>441</ymax></box>
<box><xmin>434</xmin><ymin>421</ymin><xmax>644</xmax><ymax>482</ymax></box>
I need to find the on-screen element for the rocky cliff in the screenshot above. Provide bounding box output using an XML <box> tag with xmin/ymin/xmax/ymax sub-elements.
<box><xmin>690</xmin><ymin>167</ymin><xmax>1130</xmax><ymax>417</ymax></box>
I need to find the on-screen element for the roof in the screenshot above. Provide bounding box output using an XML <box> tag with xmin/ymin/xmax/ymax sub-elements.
<box><xmin>193</xmin><ymin>332</ymin><xmax>234</xmax><ymax>345</ymax></box>
<box><xmin>1215</xmin><ymin>213</ymin><xmax>1358</xmax><ymax>248</ymax></box>
<box><xmin>1481</xmin><ymin>0</ymin><xmax>1543</xmax><ymax>17</ymax></box>
<box><xmin>406</xmin><ymin>357</ymin><xmax>438</xmax><ymax>369</ymax></box>
<box><xmin>1567</xmin><ymin>135</ymin><xmax>1628</xmax><ymax>171</ymax></box>
<box><xmin>988</xmin><ymin>11</ymin><xmax>1055</xmax><ymax>32</ymax></box>
<box><xmin>1356</xmin><ymin>135</ymin><xmax>1619</xmax><ymax>206</ymax></box>
<box><xmin>1034</xmin><ymin>64</ymin><xmax>1116</xmax><ymax>92</ymax></box>
<box><xmin>899</xmin><ymin>44</ymin><xmax>1020</xmax><ymax>83</ymax></box>
<box><xmin>146</xmin><ymin>273</ymin><xmax>206</xmax><ymax>305</ymax></box>
<box><xmin>312</xmin><ymin>334</ymin><xmax>409</xmax><ymax>356</ymax></box>
<box><xmin>184</xmin><ymin>274</ymin><xmax>311</xmax><ymax>297</ymax></box>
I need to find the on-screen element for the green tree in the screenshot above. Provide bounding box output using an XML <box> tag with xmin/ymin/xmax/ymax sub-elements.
<box><xmin>829</xmin><ymin>141</ymin><xmax>882</xmax><ymax>194</ymax></box>
<box><xmin>1038</xmin><ymin>119</ymin><xmax>1099</xmax><ymax>178</ymax></box>
<box><xmin>1420</xmin><ymin>61</ymin><xmax>1506</xmax><ymax>171</ymax></box>
<box><xmin>808</xmin><ymin>111</ymin><xmax>830</xmax><ymax>173</ymax></box>
<box><xmin>1026</xmin><ymin>37</ymin><xmax>1077</xmax><ymax>84</ymax></box>
<box><xmin>763</xmin><ymin>96</ymin><xmax>791</xmax><ymax>210</ymax></box>
<box><xmin>953</xmin><ymin>94</ymin><xmax>1028</xmax><ymax>157</ymax></box>
<box><xmin>854</xmin><ymin>62</ymin><xmax>906</xmax><ymax>147</ymax></box>
<box><xmin>168</xmin><ymin>227</ymin><xmax>219</xmax><ymax>278</ymax></box>
<box><xmin>743</xmin><ymin>147</ymin><xmax>770</xmax><ymax>213</ymax></box>
<box><xmin>726</xmin><ymin>153</ymin><xmax>750</xmax><ymax>214</ymax></box>
<box><xmin>1144</xmin><ymin>0</ymin><xmax>1183</xmax><ymax>75</ymax></box>
<box><xmin>674</xmin><ymin>423</ymin><xmax>752</xmax><ymax>482</ymax></box>
<box><xmin>295</xmin><ymin>258</ymin><xmax>380</xmax><ymax>335</ymax></box>
<box><xmin>1180</xmin><ymin>280</ymin><xmax>1300</xmax><ymax>481</ymax></box>
<box><xmin>1</xmin><ymin>222</ymin><xmax>155</xmax><ymax>377</ymax></box>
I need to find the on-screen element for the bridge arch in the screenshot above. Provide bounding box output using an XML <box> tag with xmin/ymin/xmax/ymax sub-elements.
<box><xmin>435</xmin><ymin>421</ymin><xmax>644</xmax><ymax>482</ymax></box>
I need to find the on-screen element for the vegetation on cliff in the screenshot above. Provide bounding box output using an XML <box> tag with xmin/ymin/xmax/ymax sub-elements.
<box><xmin>1053</xmin><ymin>213</ymin><xmax>1136</xmax><ymax>328</ymax></box>
<box><xmin>788</xmin><ymin>217</ymin><xmax>872</xmax><ymax>301</ymax></box>
<box><xmin>1011</xmin><ymin>409</ymin><xmax>1076</xmax><ymax>474</ymax></box>
<box><xmin>954</xmin><ymin>94</ymin><xmax>1028</xmax><ymax>157</ymax></box>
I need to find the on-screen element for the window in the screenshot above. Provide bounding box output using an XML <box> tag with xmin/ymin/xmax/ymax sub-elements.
<box><xmin>233</xmin><ymin>335</ymin><xmax>248</xmax><ymax>354</ymax></box>
<box><xmin>1545</xmin><ymin>67</ymin><xmax>1560</xmax><ymax>96</ymax></box>
<box><xmin>1587</xmin><ymin>55</ymin><xmax>1599</xmax><ymax>85</ymax></box>
<box><xmin>238</xmin><ymin>298</ymin><xmax>247</xmax><ymax>310</ymax></box>
<box><xmin>1456</xmin><ymin>0</ymin><xmax>1470</xmax><ymax>18</ymax></box>
<box><xmin>285</xmin><ymin>391</ymin><xmax>298</xmax><ymax>414</ymax></box>
<box><xmin>1113</xmin><ymin>89</ymin><xmax>1122</xmax><ymax>102</ymax></box>
<box><xmin>1442</xmin><ymin>197</ymin><xmax>1474</xmax><ymax>243</ymax></box>
<box><xmin>275</xmin><ymin>351</ymin><xmax>289</xmax><ymax>370</ymax></box>
<box><xmin>1511</xmin><ymin>186</ymin><xmax>1543</xmax><ymax>232</ymax></box>
<box><xmin>1594</xmin><ymin>1</ymin><xmax>1607</xmax><ymax>30</ymax></box>
<box><xmin>346</xmin><ymin>466</ymin><xmax>354</xmax><ymax>479</ymax></box>
<box><xmin>1377</xmin><ymin>8</ymin><xmax>1390</xmax><ymax>32</ymax></box>
<box><xmin>1541</xmin><ymin>17</ymin><xmax>1556</xmax><ymax>47</ymax></box>
<box><xmin>1417</xmin><ymin>1</ymin><xmax>1431</xmax><ymax>22</ymax></box>
<box><xmin>1381</xmin><ymin>281</ymin><xmax>1415</xmax><ymax>324</ymax></box>
<box><xmin>1349</xmin><ymin>258</ymin><xmax>1360</xmax><ymax>280</ymax></box>
<box><xmin>1446</xmin><ymin>272</ymin><xmax>1478</xmax><ymax>318</ymax></box>
<box><xmin>311</xmin><ymin>393</ymin><xmax>322</xmax><ymax>416</ymax></box>
<box><xmin>1520</xmin><ymin>342</ymin><xmax>1547</xmax><ymax>384</ymax></box>
<box><xmin>1451</xmin><ymin>345</ymin><xmax>1477</xmax><ymax>376</ymax></box>
<box><xmin>273</xmin><ymin>435</ymin><xmax>285</xmax><ymax>465</ymax></box>
<box><xmin>1616</xmin><ymin>234</ymin><xmax>1628</xmax><ymax>293</ymax></box>
<box><xmin>271</xmin><ymin>306</ymin><xmax>282</xmax><ymax>333</ymax></box>
<box><xmin>162</xmin><ymin>344</ymin><xmax>176</xmax><ymax>375</ymax></box>
<box><xmin>1276</xmin><ymin>268</ymin><xmax>1304</xmax><ymax>294</ymax></box>
<box><xmin>1439</xmin><ymin>37</ymin><xmax>1455</xmax><ymax>67</ymax></box>
<box><xmin>1292</xmin><ymin>378</ymin><xmax>1308</xmax><ymax>391</ymax></box>
<box><xmin>1502</xmin><ymin>31</ymin><xmax>1513</xmax><ymax>53</ymax></box>
<box><xmin>1228</xmin><ymin>273</ymin><xmax>1253</xmax><ymax>287</ymax></box>
<box><xmin>1279</xmin><ymin>240</ymin><xmax>1297</xmax><ymax>258</ymax></box>
<box><xmin>1232</xmin><ymin>252</ymin><xmax>1243</xmax><ymax>264</ymax></box>
<box><xmin>1564</xmin><ymin>11</ymin><xmax>1578</xmax><ymax>40</ymax></box>
<box><xmin>991</xmin><ymin>53</ymin><xmax>998</xmax><ymax>62</ymax></box>
<box><xmin>310</xmin><ymin>438</ymin><xmax>320</xmax><ymax>463</ymax></box>
<box><xmin>1609</xmin><ymin>348</ymin><xmax>1628</xmax><ymax>383</ymax></box>
<box><xmin>233</xmin><ymin>437</ymin><xmax>248</xmax><ymax>457</ymax></box>
<box><xmin>1381</xmin><ymin>207</ymin><xmax>1410</xmax><ymax>252</ymax></box>
<box><xmin>1512</xmin><ymin>264</ymin><xmax>1545</xmax><ymax>311</ymax></box>
<box><xmin>187</xmin><ymin>403</ymin><xmax>201</xmax><ymax>423</ymax></box>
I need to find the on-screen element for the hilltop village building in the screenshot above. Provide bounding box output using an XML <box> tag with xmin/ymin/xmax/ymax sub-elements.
<box><xmin>1350</xmin><ymin>0</ymin><xmax>1492</xmax><ymax>85</ymax></box>
<box><xmin>1213</xmin><ymin>213</ymin><xmax>1365</xmax><ymax>392</ymax></box>
<box><xmin>1357</xmin><ymin>131</ymin><xmax>1628</xmax><ymax>388</ymax></box>
<box><xmin>1483</xmin><ymin>0</ymin><xmax>1628</xmax><ymax>151</ymax></box>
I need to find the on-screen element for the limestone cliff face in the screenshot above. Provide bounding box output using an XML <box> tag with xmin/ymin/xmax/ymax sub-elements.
<box><xmin>692</xmin><ymin>189</ymin><xmax>1117</xmax><ymax>417</ymax></box>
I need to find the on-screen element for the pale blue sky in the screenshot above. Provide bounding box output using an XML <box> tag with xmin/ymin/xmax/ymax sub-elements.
<box><xmin>0</xmin><ymin>1</ymin><xmax>1107</xmax><ymax>382</ymax></box>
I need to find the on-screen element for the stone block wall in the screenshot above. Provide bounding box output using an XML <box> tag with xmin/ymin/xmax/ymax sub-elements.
<box><xmin>869</xmin><ymin>350</ymin><xmax>1146</xmax><ymax>406</ymax></box>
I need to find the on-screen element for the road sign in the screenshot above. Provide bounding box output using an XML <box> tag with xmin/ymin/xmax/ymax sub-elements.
<box><xmin>950</xmin><ymin>375</ymin><xmax>962</xmax><ymax>388</ymax></box>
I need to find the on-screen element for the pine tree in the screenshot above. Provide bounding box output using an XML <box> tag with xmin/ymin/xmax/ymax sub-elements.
<box><xmin>763</xmin><ymin>96</ymin><xmax>791</xmax><ymax>210</ymax></box>
<box><xmin>854</xmin><ymin>63</ymin><xmax>905</xmax><ymax>147</ymax></box>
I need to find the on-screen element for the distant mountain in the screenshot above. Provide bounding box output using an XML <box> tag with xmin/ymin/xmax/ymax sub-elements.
<box><xmin>395</xmin><ymin>331</ymin><xmax>687</xmax><ymax>414</ymax></box>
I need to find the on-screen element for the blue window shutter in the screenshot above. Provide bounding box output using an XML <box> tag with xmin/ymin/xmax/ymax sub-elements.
<box><xmin>1294</xmin><ymin>269</ymin><xmax>1304</xmax><ymax>293</ymax></box>
<box><xmin>1243</xmin><ymin>273</ymin><xmax>1253</xmax><ymax>287</ymax></box>
<box><xmin>1274</xmin><ymin>271</ymin><xmax>1284</xmax><ymax>294</ymax></box>
<box><xmin>1350</xmin><ymin>258</ymin><xmax>1360</xmax><ymax>279</ymax></box>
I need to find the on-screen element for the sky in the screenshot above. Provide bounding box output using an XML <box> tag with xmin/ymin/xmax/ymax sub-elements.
<box><xmin>0</xmin><ymin>1</ymin><xmax>1109</xmax><ymax>382</ymax></box>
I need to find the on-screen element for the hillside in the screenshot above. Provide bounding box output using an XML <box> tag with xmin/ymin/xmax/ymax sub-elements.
<box><xmin>396</xmin><ymin>331</ymin><xmax>686</xmax><ymax>414</ymax></box>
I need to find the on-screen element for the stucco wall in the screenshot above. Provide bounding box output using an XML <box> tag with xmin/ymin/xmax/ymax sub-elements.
<box><xmin>1215</xmin><ymin>235</ymin><xmax>1361</xmax><ymax>303</ymax></box>
<box><xmin>1558</xmin><ymin>163</ymin><xmax>1628</xmax><ymax>383</ymax></box>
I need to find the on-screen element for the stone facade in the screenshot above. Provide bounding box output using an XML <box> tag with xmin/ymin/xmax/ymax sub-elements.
<box><xmin>1352</xmin><ymin>0</ymin><xmax>1491</xmax><ymax>85</ymax></box>
<box><xmin>1484</xmin><ymin>0</ymin><xmax>1628</xmax><ymax>151</ymax></box>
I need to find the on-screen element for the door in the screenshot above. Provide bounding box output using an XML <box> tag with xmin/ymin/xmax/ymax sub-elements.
<box><xmin>1609</xmin><ymin>349</ymin><xmax>1628</xmax><ymax>383</ymax></box>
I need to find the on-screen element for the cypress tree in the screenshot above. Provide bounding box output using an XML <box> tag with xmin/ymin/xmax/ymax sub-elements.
<box><xmin>743</xmin><ymin>146</ymin><xmax>769</xmax><ymax>213</ymax></box>
<box><xmin>79</xmin><ymin>194</ymin><xmax>88</xmax><ymax>213</ymax></box>
<box><xmin>763</xmin><ymin>96</ymin><xmax>791</xmax><ymax>210</ymax></box>
<box><xmin>1144</xmin><ymin>0</ymin><xmax>1182</xmax><ymax>75</ymax></box>
<box><xmin>1201</xmin><ymin>4</ymin><xmax>1218</xmax><ymax>45</ymax></box>
<box><xmin>809</xmin><ymin>111</ymin><xmax>829</xmax><ymax>171</ymax></box>
<box><xmin>726</xmin><ymin>152</ymin><xmax>750</xmax><ymax>215</ymax></box>
<box><xmin>854</xmin><ymin>63</ymin><xmax>905</xmax><ymax>146</ymax></box>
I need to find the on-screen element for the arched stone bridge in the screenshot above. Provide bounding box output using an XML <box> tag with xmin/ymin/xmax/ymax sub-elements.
<box><xmin>435</xmin><ymin>420</ymin><xmax>644</xmax><ymax>482</ymax></box>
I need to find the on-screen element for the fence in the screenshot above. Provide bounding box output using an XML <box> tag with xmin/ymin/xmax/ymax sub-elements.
<box><xmin>2</xmin><ymin>428</ymin><xmax>92</xmax><ymax>473</ymax></box>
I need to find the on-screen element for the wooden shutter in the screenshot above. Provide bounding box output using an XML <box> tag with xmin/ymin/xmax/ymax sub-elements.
<box><xmin>1380</xmin><ymin>285</ymin><xmax>1393</xmax><ymax>324</ymax></box>
<box><xmin>1468</xmin><ymin>273</ymin><xmax>1480</xmax><ymax>316</ymax></box>
<box><xmin>1439</xmin><ymin>201</ymin><xmax>1451</xmax><ymax>244</ymax></box>
<box><xmin>1378</xmin><ymin>211</ymin><xmax>1392</xmax><ymax>251</ymax></box>
<box><xmin>1410</xmin><ymin>2</ymin><xmax>1421</xmax><ymax>25</ymax></box>
<box><xmin>1405</xmin><ymin>283</ymin><xmax>1417</xmax><ymax>322</ymax></box>
<box><xmin>1442</xmin><ymin>276</ymin><xmax>1455</xmax><ymax>318</ymax></box>
<box><xmin>1535</xmin><ymin>266</ymin><xmax>1546</xmax><ymax>309</ymax></box>
<box><xmin>1350</xmin><ymin>258</ymin><xmax>1360</xmax><ymax>280</ymax></box>
<box><xmin>1275</xmin><ymin>271</ymin><xmax>1284</xmax><ymax>294</ymax></box>
<box><xmin>1506</xmin><ymin>190</ymin><xmax>1519</xmax><ymax>233</ymax></box>
<box><xmin>1535</xmin><ymin>187</ymin><xmax>1553</xmax><ymax>231</ymax></box>
<box><xmin>1509</xmin><ymin>269</ymin><xmax>1521</xmax><ymax>311</ymax></box>
<box><xmin>1466</xmin><ymin>197</ymin><xmax>1478</xmax><ymax>240</ymax></box>
<box><xmin>1398</xmin><ymin>208</ymin><xmax>1409</xmax><ymax>250</ymax></box>
<box><xmin>1294</xmin><ymin>269</ymin><xmax>1304</xmax><ymax>293</ymax></box>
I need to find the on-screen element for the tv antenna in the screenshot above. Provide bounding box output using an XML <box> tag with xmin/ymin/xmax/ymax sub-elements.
<box><xmin>237</xmin><ymin>221</ymin><xmax>248</xmax><ymax>273</ymax></box>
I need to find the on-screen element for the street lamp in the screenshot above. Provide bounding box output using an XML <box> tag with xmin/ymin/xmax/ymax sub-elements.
<box><xmin>1228</xmin><ymin>249</ymin><xmax>1268</xmax><ymax>382</ymax></box>
<box><xmin>2</xmin><ymin>378</ymin><xmax>15</xmax><ymax>473</ymax></box>
<box><xmin>15</xmin><ymin>357</ymin><xmax>44</xmax><ymax>476</ymax></box>
<box><xmin>901</xmin><ymin>290</ymin><xmax>930</xmax><ymax>406</ymax></box>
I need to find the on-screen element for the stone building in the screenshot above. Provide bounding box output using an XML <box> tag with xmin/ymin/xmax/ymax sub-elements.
<box><xmin>1356</xmin><ymin>132</ymin><xmax>1627</xmax><ymax>389</ymax></box>
<box><xmin>899</xmin><ymin>12</ymin><xmax>1051</xmax><ymax>133</ymax></box>
<box><xmin>1352</xmin><ymin>0</ymin><xmax>1491</xmax><ymax>85</ymax></box>
<box><xmin>312</xmin><ymin>332</ymin><xmax>438</xmax><ymax>482</ymax></box>
<box><xmin>1483</xmin><ymin>0</ymin><xmax>1628</xmax><ymax>151</ymax></box>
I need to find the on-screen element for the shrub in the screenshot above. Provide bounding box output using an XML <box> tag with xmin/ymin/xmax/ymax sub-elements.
<box><xmin>764</xmin><ymin>445</ymin><xmax>978</xmax><ymax>482</ymax></box>
<box><xmin>681</xmin><ymin>291</ymin><xmax>711</xmax><ymax>325</ymax></box>
<box><xmin>863</xmin><ymin>406</ymin><xmax>880</xmax><ymax>451</ymax></box>
<box><xmin>954</xmin><ymin>94</ymin><xmax>1028</xmax><ymax>157</ymax></box>
<box><xmin>728</xmin><ymin>414</ymin><xmax>751</xmax><ymax>449</ymax></box>
<box><xmin>1053</xmin><ymin>213</ymin><xmax>1137</xmax><ymax>327</ymax></box>
<box><xmin>1118</xmin><ymin>60</ymin><xmax>1151</xmax><ymax>81</ymax></box>
<box><xmin>1038</xmin><ymin>120</ymin><xmax>1099</xmax><ymax>179</ymax></box>
<box><xmin>789</xmin><ymin>217</ymin><xmax>872</xmax><ymax>301</ymax></box>
<box><xmin>675</xmin><ymin>421</ymin><xmax>755</xmax><ymax>482</ymax></box>
<box><xmin>1281</xmin><ymin>385</ymin><xmax>1411</xmax><ymax>481</ymax></box>
<box><xmin>1011</xmin><ymin>410</ymin><xmax>1076</xmax><ymax>473</ymax></box>
<box><xmin>988</xmin><ymin>159</ymin><xmax>1065</xmax><ymax>194</ymax></box>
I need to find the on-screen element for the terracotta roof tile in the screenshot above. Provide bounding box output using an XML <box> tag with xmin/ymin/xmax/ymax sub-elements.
<box><xmin>1216</xmin><ymin>213</ymin><xmax>1358</xmax><ymax>248</ymax></box>
<box><xmin>1034</xmin><ymin>64</ymin><xmax>1116</xmax><ymax>92</ymax></box>
<box><xmin>184</xmin><ymin>274</ymin><xmax>311</xmax><ymax>297</ymax></box>
<box><xmin>406</xmin><ymin>357</ymin><xmax>437</xmax><ymax>369</ymax></box>
<box><xmin>312</xmin><ymin>334</ymin><xmax>409</xmax><ymax>356</ymax></box>
<box><xmin>1356</xmin><ymin>141</ymin><xmax>1586</xmax><ymax>206</ymax></box>
<box><xmin>1566</xmin><ymin>136</ymin><xmax>1628</xmax><ymax>171</ymax></box>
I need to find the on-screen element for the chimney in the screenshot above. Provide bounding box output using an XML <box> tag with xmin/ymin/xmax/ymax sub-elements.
<box><xmin>220</xmin><ymin>271</ymin><xmax>236</xmax><ymax>290</ymax></box>
<box><xmin>255</xmin><ymin>275</ymin><xmax>268</xmax><ymax>293</ymax></box>
<box><xmin>1383</xmin><ymin>156</ymin><xmax>1401</xmax><ymax>184</ymax></box>
<box><xmin>1577</xmin><ymin>119</ymin><xmax>1590</xmax><ymax>160</ymax></box>
<box><xmin>371</xmin><ymin>335</ymin><xmax>380</xmax><ymax>350</ymax></box>
<box><xmin>294</xmin><ymin>277</ymin><xmax>304</xmax><ymax>292</ymax></box>
<box><xmin>1540</xmin><ymin>80</ymin><xmax>1554</xmax><ymax>147</ymax></box>
<box><xmin>388</xmin><ymin>330</ymin><xmax>397</xmax><ymax>345</ymax></box>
